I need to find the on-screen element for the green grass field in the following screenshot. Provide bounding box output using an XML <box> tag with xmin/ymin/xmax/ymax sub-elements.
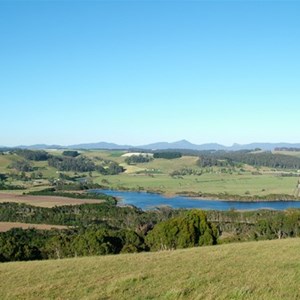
<box><xmin>1</xmin><ymin>238</ymin><xmax>300</xmax><ymax>299</ymax></box>
<box><xmin>80</xmin><ymin>151</ymin><xmax>300</xmax><ymax>197</ymax></box>
<box><xmin>93</xmin><ymin>171</ymin><xmax>298</xmax><ymax>197</ymax></box>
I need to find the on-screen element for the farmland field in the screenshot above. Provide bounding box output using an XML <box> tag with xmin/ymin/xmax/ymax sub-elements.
<box><xmin>1</xmin><ymin>149</ymin><xmax>300</xmax><ymax>201</ymax></box>
<box><xmin>77</xmin><ymin>151</ymin><xmax>300</xmax><ymax>197</ymax></box>
<box><xmin>93</xmin><ymin>171</ymin><xmax>298</xmax><ymax>197</ymax></box>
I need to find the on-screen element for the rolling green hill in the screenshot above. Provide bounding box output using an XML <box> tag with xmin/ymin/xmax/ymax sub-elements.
<box><xmin>1</xmin><ymin>238</ymin><xmax>300</xmax><ymax>299</ymax></box>
<box><xmin>1</xmin><ymin>149</ymin><xmax>300</xmax><ymax>199</ymax></box>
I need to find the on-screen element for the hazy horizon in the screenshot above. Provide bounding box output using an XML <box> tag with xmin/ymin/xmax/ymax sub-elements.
<box><xmin>1</xmin><ymin>1</ymin><xmax>299</xmax><ymax>146</ymax></box>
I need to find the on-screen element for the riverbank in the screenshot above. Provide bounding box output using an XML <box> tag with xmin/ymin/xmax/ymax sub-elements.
<box><xmin>98</xmin><ymin>186</ymin><xmax>300</xmax><ymax>202</ymax></box>
<box><xmin>175</xmin><ymin>191</ymin><xmax>300</xmax><ymax>202</ymax></box>
<box><xmin>96</xmin><ymin>189</ymin><xmax>300</xmax><ymax>211</ymax></box>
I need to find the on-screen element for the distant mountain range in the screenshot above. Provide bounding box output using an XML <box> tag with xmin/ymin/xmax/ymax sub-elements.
<box><xmin>1</xmin><ymin>140</ymin><xmax>300</xmax><ymax>151</ymax></box>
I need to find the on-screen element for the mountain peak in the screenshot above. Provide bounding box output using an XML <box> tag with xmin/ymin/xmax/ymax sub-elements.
<box><xmin>173</xmin><ymin>139</ymin><xmax>193</xmax><ymax>145</ymax></box>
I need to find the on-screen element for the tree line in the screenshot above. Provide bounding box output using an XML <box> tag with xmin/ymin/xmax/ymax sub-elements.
<box><xmin>13</xmin><ymin>149</ymin><xmax>50</xmax><ymax>161</ymax></box>
<box><xmin>153</xmin><ymin>152</ymin><xmax>182</xmax><ymax>159</ymax></box>
<box><xmin>197</xmin><ymin>150</ymin><xmax>300</xmax><ymax>169</ymax></box>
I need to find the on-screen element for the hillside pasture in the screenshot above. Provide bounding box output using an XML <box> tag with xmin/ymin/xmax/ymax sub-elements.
<box><xmin>94</xmin><ymin>172</ymin><xmax>298</xmax><ymax>197</ymax></box>
<box><xmin>93</xmin><ymin>153</ymin><xmax>299</xmax><ymax>197</ymax></box>
<box><xmin>1</xmin><ymin>149</ymin><xmax>300</xmax><ymax>199</ymax></box>
<box><xmin>1</xmin><ymin>238</ymin><xmax>300</xmax><ymax>299</ymax></box>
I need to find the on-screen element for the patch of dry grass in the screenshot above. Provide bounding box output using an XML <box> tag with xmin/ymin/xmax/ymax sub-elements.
<box><xmin>0</xmin><ymin>222</ymin><xmax>68</xmax><ymax>232</ymax></box>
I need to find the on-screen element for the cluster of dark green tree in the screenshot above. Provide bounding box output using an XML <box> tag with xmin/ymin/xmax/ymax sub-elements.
<box><xmin>0</xmin><ymin>174</ymin><xmax>7</xmax><ymax>185</ymax></box>
<box><xmin>8</xmin><ymin>159</ymin><xmax>34</xmax><ymax>172</ymax></box>
<box><xmin>170</xmin><ymin>168</ymin><xmax>203</xmax><ymax>177</ymax></box>
<box><xmin>153</xmin><ymin>152</ymin><xmax>182</xmax><ymax>159</ymax></box>
<box><xmin>146</xmin><ymin>210</ymin><xmax>218</xmax><ymax>250</ymax></box>
<box><xmin>8</xmin><ymin>170</ymin><xmax>43</xmax><ymax>182</ymax></box>
<box><xmin>47</xmin><ymin>176</ymin><xmax>106</xmax><ymax>191</ymax></box>
<box><xmin>0</xmin><ymin>228</ymin><xmax>47</xmax><ymax>262</ymax></box>
<box><xmin>0</xmin><ymin>208</ymin><xmax>218</xmax><ymax>262</ymax></box>
<box><xmin>62</xmin><ymin>150</ymin><xmax>80</xmax><ymax>157</ymax></box>
<box><xmin>0</xmin><ymin>173</ymin><xmax>24</xmax><ymax>190</ymax></box>
<box><xmin>48</xmin><ymin>156</ymin><xmax>96</xmax><ymax>172</ymax></box>
<box><xmin>197</xmin><ymin>150</ymin><xmax>300</xmax><ymax>169</ymax></box>
<box><xmin>0</xmin><ymin>202</ymin><xmax>177</xmax><ymax>229</ymax></box>
<box><xmin>96</xmin><ymin>161</ymin><xmax>124</xmax><ymax>175</ymax></box>
<box><xmin>48</xmin><ymin>155</ymin><xmax>125</xmax><ymax>174</ymax></box>
<box><xmin>13</xmin><ymin>149</ymin><xmax>50</xmax><ymax>161</ymax></box>
<box><xmin>0</xmin><ymin>174</ymin><xmax>9</xmax><ymax>190</ymax></box>
<box><xmin>93</xmin><ymin>156</ymin><xmax>125</xmax><ymax>174</ymax></box>
<box><xmin>206</xmin><ymin>209</ymin><xmax>300</xmax><ymax>242</ymax></box>
<box><xmin>125</xmin><ymin>155</ymin><xmax>153</xmax><ymax>165</ymax></box>
<box><xmin>0</xmin><ymin>227</ymin><xmax>146</xmax><ymax>262</ymax></box>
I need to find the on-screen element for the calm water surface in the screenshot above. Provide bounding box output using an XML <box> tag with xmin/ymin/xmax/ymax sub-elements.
<box><xmin>95</xmin><ymin>189</ymin><xmax>300</xmax><ymax>211</ymax></box>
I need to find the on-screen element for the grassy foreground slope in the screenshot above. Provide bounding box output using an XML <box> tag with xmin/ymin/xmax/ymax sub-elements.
<box><xmin>1</xmin><ymin>239</ymin><xmax>300</xmax><ymax>300</ymax></box>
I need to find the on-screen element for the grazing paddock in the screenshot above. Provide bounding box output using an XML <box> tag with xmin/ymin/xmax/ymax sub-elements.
<box><xmin>0</xmin><ymin>193</ymin><xmax>104</xmax><ymax>208</ymax></box>
<box><xmin>1</xmin><ymin>238</ymin><xmax>300</xmax><ymax>299</ymax></box>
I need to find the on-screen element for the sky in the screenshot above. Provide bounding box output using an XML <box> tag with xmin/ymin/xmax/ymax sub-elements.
<box><xmin>1</xmin><ymin>1</ymin><xmax>300</xmax><ymax>147</ymax></box>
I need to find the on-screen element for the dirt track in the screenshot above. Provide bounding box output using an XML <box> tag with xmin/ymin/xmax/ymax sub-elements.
<box><xmin>0</xmin><ymin>193</ymin><xmax>104</xmax><ymax>208</ymax></box>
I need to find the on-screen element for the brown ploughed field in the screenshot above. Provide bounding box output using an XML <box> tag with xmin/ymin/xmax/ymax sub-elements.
<box><xmin>0</xmin><ymin>193</ymin><xmax>104</xmax><ymax>208</ymax></box>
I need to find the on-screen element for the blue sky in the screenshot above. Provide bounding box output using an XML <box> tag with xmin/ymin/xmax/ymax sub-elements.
<box><xmin>1</xmin><ymin>1</ymin><xmax>299</xmax><ymax>146</ymax></box>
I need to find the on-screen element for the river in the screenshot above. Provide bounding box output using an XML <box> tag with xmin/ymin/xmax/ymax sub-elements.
<box><xmin>94</xmin><ymin>189</ymin><xmax>300</xmax><ymax>211</ymax></box>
